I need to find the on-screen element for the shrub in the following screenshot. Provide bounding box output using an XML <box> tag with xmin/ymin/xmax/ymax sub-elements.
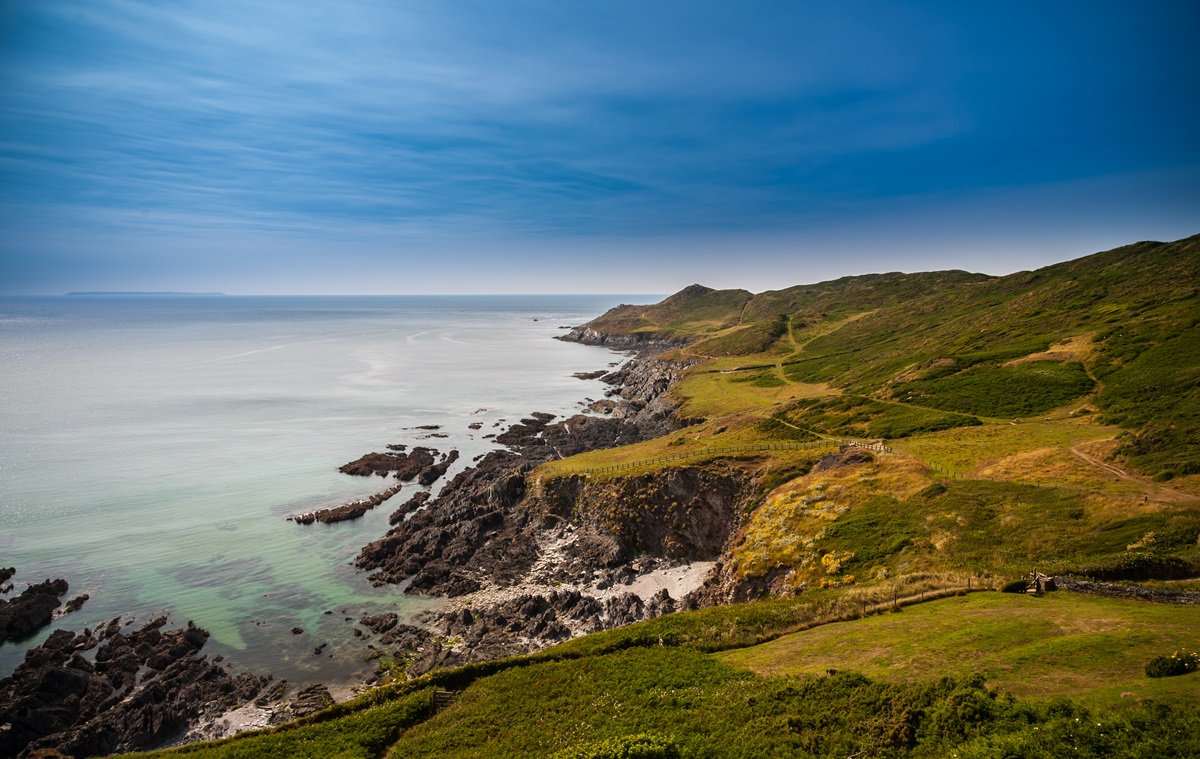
<box><xmin>894</xmin><ymin>360</ymin><xmax>1094</xmax><ymax>418</ymax></box>
<box><xmin>553</xmin><ymin>734</ymin><xmax>682</xmax><ymax>759</ymax></box>
<box><xmin>1145</xmin><ymin>650</ymin><xmax>1200</xmax><ymax>678</ymax></box>
<box><xmin>1000</xmin><ymin>579</ymin><xmax>1030</xmax><ymax>594</ymax></box>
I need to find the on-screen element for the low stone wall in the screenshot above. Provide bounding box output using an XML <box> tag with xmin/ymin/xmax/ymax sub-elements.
<box><xmin>1054</xmin><ymin>575</ymin><xmax>1200</xmax><ymax>604</ymax></box>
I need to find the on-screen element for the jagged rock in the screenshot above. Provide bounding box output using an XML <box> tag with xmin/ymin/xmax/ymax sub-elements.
<box><xmin>62</xmin><ymin>595</ymin><xmax>89</xmax><ymax>615</ymax></box>
<box><xmin>417</xmin><ymin>450</ymin><xmax>460</xmax><ymax>487</ymax></box>
<box><xmin>356</xmin><ymin>357</ymin><xmax>692</xmax><ymax>595</ymax></box>
<box><xmin>358</xmin><ymin>613</ymin><xmax>398</xmax><ymax>635</ymax></box>
<box><xmin>0</xmin><ymin>618</ymin><xmax>267</xmax><ymax>759</ymax></box>
<box><xmin>287</xmin><ymin>684</ymin><xmax>333</xmax><ymax>719</ymax></box>
<box><xmin>388</xmin><ymin>490</ymin><xmax>431</xmax><ymax>525</ymax></box>
<box><xmin>340</xmin><ymin>448</ymin><xmax>435</xmax><ymax>479</ymax></box>
<box><xmin>0</xmin><ymin>567</ymin><xmax>14</xmax><ymax>585</ymax></box>
<box><xmin>291</xmin><ymin>482</ymin><xmax>405</xmax><ymax>525</ymax></box>
<box><xmin>0</xmin><ymin>578</ymin><xmax>70</xmax><ymax>644</ymax></box>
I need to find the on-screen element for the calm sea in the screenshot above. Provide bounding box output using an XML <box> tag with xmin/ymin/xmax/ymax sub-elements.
<box><xmin>0</xmin><ymin>294</ymin><xmax>634</xmax><ymax>684</ymax></box>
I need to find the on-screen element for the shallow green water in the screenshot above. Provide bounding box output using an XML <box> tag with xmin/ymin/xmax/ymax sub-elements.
<box><xmin>0</xmin><ymin>295</ymin><xmax>630</xmax><ymax>683</ymax></box>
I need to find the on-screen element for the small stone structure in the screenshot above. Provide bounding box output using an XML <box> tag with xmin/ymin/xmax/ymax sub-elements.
<box><xmin>1052</xmin><ymin>575</ymin><xmax>1200</xmax><ymax>605</ymax></box>
<box><xmin>1026</xmin><ymin>569</ymin><xmax>1056</xmax><ymax>595</ymax></box>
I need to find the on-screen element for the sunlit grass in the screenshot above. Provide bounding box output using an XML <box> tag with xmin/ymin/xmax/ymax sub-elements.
<box><xmin>716</xmin><ymin>591</ymin><xmax>1200</xmax><ymax>709</ymax></box>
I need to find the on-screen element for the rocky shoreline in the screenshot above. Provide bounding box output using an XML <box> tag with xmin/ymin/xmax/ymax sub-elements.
<box><xmin>0</xmin><ymin>328</ymin><xmax>745</xmax><ymax>757</ymax></box>
<box><xmin>346</xmin><ymin>346</ymin><xmax>765</xmax><ymax>677</ymax></box>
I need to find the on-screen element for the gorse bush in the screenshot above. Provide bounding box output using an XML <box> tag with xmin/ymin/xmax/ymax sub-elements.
<box><xmin>1146</xmin><ymin>650</ymin><xmax>1200</xmax><ymax>678</ymax></box>
<box><xmin>1000</xmin><ymin>578</ymin><xmax>1030</xmax><ymax>594</ymax></box>
<box><xmin>552</xmin><ymin>734</ymin><xmax>682</xmax><ymax>759</ymax></box>
<box><xmin>893</xmin><ymin>361</ymin><xmax>1095</xmax><ymax>418</ymax></box>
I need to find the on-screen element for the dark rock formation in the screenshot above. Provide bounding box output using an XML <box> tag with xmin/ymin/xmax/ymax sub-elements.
<box><xmin>0</xmin><ymin>568</ymin><xmax>14</xmax><ymax>585</ymax></box>
<box><xmin>358</xmin><ymin>613</ymin><xmax>399</xmax><ymax>635</ymax></box>
<box><xmin>534</xmin><ymin>467</ymin><xmax>751</xmax><ymax>572</ymax></box>
<box><xmin>0</xmin><ymin>578</ymin><xmax>69</xmax><ymax>644</ymax></box>
<box><xmin>61</xmin><ymin>595</ymin><xmax>89</xmax><ymax>615</ymax></box>
<box><xmin>588</xmin><ymin>399</ymin><xmax>617</xmax><ymax>414</ymax></box>
<box><xmin>418</xmin><ymin>450</ymin><xmax>460</xmax><ymax>487</ymax></box>
<box><xmin>557</xmin><ymin>326</ymin><xmax>687</xmax><ymax>352</ymax></box>
<box><xmin>291</xmin><ymin>482</ymin><xmax>405</xmax><ymax>525</ymax></box>
<box><xmin>572</xmin><ymin>370</ymin><xmax>608</xmax><ymax>380</ymax></box>
<box><xmin>296</xmin><ymin>448</ymin><xmax>458</xmax><ymax>524</ymax></box>
<box><xmin>355</xmin><ymin>357</ymin><xmax>691</xmax><ymax>597</ymax></box>
<box><xmin>340</xmin><ymin>450</ymin><xmax>425</xmax><ymax>477</ymax></box>
<box><xmin>359</xmin><ymin>589</ymin><xmax>677</xmax><ymax>677</ymax></box>
<box><xmin>286</xmin><ymin>683</ymin><xmax>334</xmax><ymax>719</ymax></box>
<box><xmin>0</xmin><ymin>618</ymin><xmax>267</xmax><ymax>759</ymax></box>
<box><xmin>388</xmin><ymin>490</ymin><xmax>432</xmax><ymax>525</ymax></box>
<box><xmin>339</xmin><ymin>447</ymin><xmax>458</xmax><ymax>482</ymax></box>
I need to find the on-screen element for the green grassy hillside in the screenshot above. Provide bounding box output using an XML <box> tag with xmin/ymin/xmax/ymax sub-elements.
<box><xmin>133</xmin><ymin>591</ymin><xmax>1200</xmax><ymax>759</ymax></box>
<box><xmin>130</xmin><ymin>236</ymin><xmax>1200</xmax><ymax>758</ymax></box>
<box><xmin>591</xmin><ymin>235</ymin><xmax>1200</xmax><ymax>480</ymax></box>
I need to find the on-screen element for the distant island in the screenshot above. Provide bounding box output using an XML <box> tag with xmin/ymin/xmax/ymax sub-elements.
<box><xmin>64</xmin><ymin>291</ymin><xmax>228</xmax><ymax>296</ymax></box>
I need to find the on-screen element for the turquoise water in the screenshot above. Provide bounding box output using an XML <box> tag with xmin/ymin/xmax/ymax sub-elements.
<box><xmin>0</xmin><ymin>295</ymin><xmax>629</xmax><ymax>683</ymax></box>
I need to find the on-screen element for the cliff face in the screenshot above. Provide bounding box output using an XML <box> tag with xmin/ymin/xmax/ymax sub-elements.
<box><xmin>557</xmin><ymin>325</ymin><xmax>687</xmax><ymax>352</ymax></box>
<box><xmin>532</xmin><ymin>467</ymin><xmax>752</xmax><ymax>570</ymax></box>
<box><xmin>354</xmin><ymin>355</ymin><xmax>693</xmax><ymax>596</ymax></box>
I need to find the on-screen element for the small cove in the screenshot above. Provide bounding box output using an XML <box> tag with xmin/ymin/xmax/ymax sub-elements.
<box><xmin>0</xmin><ymin>294</ymin><xmax>632</xmax><ymax>684</ymax></box>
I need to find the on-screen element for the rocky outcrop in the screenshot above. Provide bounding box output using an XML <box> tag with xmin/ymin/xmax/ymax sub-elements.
<box><xmin>534</xmin><ymin>467</ymin><xmax>750</xmax><ymax>567</ymax></box>
<box><xmin>557</xmin><ymin>326</ymin><xmax>687</xmax><ymax>352</ymax></box>
<box><xmin>0</xmin><ymin>618</ymin><xmax>268</xmax><ymax>759</ymax></box>
<box><xmin>418</xmin><ymin>450</ymin><xmax>460</xmax><ymax>487</ymax></box>
<box><xmin>294</xmin><ymin>448</ymin><xmax>459</xmax><ymax>524</ymax></box>
<box><xmin>355</xmin><ymin>357</ymin><xmax>691</xmax><ymax>597</ymax></box>
<box><xmin>0</xmin><ymin>578</ymin><xmax>70</xmax><ymax>644</ymax></box>
<box><xmin>684</xmin><ymin>555</ymin><xmax>775</xmax><ymax>608</ymax></box>
<box><xmin>291</xmin><ymin>482</ymin><xmax>405</xmax><ymax>525</ymax></box>
<box><xmin>284</xmin><ymin>683</ymin><xmax>334</xmax><ymax>719</ymax></box>
<box><xmin>354</xmin><ymin>590</ymin><xmax>678</xmax><ymax>678</ymax></box>
<box><xmin>61</xmin><ymin>595</ymin><xmax>89</xmax><ymax>615</ymax></box>
<box><xmin>388</xmin><ymin>490</ymin><xmax>432</xmax><ymax>525</ymax></box>
<box><xmin>339</xmin><ymin>447</ymin><xmax>456</xmax><ymax>482</ymax></box>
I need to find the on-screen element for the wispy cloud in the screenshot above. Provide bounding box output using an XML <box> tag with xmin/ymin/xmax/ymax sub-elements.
<box><xmin>1</xmin><ymin>0</ymin><xmax>1197</xmax><ymax>292</ymax></box>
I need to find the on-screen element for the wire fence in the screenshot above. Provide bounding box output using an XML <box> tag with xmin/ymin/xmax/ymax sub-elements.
<box><xmin>542</xmin><ymin>438</ymin><xmax>894</xmax><ymax>476</ymax></box>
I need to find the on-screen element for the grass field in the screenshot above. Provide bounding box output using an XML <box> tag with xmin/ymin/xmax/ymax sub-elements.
<box><xmin>889</xmin><ymin>420</ymin><xmax>1118</xmax><ymax>478</ymax></box>
<box><xmin>716</xmin><ymin>591</ymin><xmax>1200</xmax><ymax>709</ymax></box>
<box><xmin>128</xmin><ymin>238</ymin><xmax>1200</xmax><ymax>758</ymax></box>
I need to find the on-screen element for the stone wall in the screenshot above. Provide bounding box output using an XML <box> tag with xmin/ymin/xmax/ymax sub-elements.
<box><xmin>1054</xmin><ymin>575</ymin><xmax>1200</xmax><ymax>604</ymax></box>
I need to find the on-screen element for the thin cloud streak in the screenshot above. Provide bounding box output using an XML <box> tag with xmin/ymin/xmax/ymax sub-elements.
<box><xmin>1</xmin><ymin>1</ymin><xmax>1197</xmax><ymax>293</ymax></box>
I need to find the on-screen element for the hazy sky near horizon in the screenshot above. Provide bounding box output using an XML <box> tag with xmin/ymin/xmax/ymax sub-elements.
<box><xmin>1</xmin><ymin>1</ymin><xmax>1198</xmax><ymax>295</ymax></box>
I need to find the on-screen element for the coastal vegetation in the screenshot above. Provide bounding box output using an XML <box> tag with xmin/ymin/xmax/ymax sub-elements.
<box><xmin>122</xmin><ymin>235</ymin><xmax>1200</xmax><ymax>758</ymax></box>
<box><xmin>131</xmin><ymin>591</ymin><xmax>1200</xmax><ymax>758</ymax></box>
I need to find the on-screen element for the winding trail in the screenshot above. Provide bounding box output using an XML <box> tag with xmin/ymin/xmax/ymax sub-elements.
<box><xmin>1069</xmin><ymin>443</ymin><xmax>1198</xmax><ymax>504</ymax></box>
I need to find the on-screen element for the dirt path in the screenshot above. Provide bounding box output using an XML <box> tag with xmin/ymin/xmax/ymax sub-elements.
<box><xmin>1069</xmin><ymin>444</ymin><xmax>1198</xmax><ymax>504</ymax></box>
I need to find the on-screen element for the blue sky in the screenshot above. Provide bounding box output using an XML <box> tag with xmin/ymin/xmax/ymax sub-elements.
<box><xmin>1</xmin><ymin>1</ymin><xmax>1197</xmax><ymax>294</ymax></box>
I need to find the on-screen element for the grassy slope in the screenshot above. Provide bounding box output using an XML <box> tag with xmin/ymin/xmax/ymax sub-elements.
<box><xmin>542</xmin><ymin>234</ymin><xmax>1200</xmax><ymax>590</ymax></box>
<box><xmin>137</xmin><ymin>592</ymin><xmax>1200</xmax><ymax>758</ymax></box>
<box><xmin>132</xmin><ymin>237</ymin><xmax>1200</xmax><ymax>758</ymax></box>
<box><xmin>716</xmin><ymin>592</ymin><xmax>1200</xmax><ymax>708</ymax></box>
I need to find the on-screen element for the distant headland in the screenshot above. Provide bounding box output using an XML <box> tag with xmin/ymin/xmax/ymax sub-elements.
<box><xmin>64</xmin><ymin>291</ymin><xmax>228</xmax><ymax>296</ymax></box>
